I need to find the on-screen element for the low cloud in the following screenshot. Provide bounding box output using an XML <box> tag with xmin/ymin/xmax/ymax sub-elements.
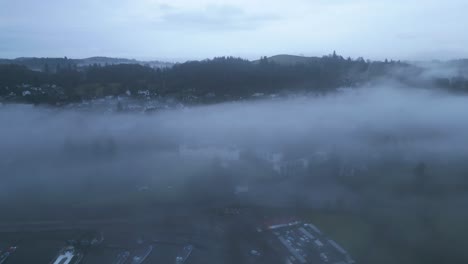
<box><xmin>1</xmin><ymin>85</ymin><xmax>468</xmax><ymax>194</ymax></box>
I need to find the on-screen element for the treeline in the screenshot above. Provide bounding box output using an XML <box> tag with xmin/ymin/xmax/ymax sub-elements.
<box><xmin>0</xmin><ymin>56</ymin><xmax>172</xmax><ymax>72</ymax></box>
<box><xmin>0</xmin><ymin>54</ymin><xmax>467</xmax><ymax>105</ymax></box>
<box><xmin>0</xmin><ymin>57</ymin><xmax>77</xmax><ymax>72</ymax></box>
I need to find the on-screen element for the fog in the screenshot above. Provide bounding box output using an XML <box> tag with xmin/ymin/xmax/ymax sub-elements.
<box><xmin>4</xmin><ymin>85</ymin><xmax>468</xmax><ymax>151</ymax></box>
<box><xmin>1</xmin><ymin>84</ymin><xmax>467</xmax><ymax>205</ymax></box>
<box><xmin>2</xmin><ymin>83</ymin><xmax>468</xmax><ymax>263</ymax></box>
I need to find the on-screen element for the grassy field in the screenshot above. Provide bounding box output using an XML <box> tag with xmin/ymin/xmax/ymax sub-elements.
<box><xmin>303</xmin><ymin>212</ymin><xmax>372</xmax><ymax>257</ymax></box>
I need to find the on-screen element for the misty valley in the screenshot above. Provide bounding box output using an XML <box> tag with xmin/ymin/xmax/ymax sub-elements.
<box><xmin>4</xmin><ymin>0</ymin><xmax>468</xmax><ymax>262</ymax></box>
<box><xmin>1</xmin><ymin>81</ymin><xmax>468</xmax><ymax>264</ymax></box>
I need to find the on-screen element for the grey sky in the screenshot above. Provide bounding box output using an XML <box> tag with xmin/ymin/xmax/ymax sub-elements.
<box><xmin>1</xmin><ymin>0</ymin><xmax>467</xmax><ymax>61</ymax></box>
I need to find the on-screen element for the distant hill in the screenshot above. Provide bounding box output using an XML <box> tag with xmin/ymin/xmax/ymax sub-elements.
<box><xmin>76</xmin><ymin>56</ymin><xmax>139</xmax><ymax>66</ymax></box>
<box><xmin>75</xmin><ymin>57</ymin><xmax>173</xmax><ymax>68</ymax></box>
<box><xmin>0</xmin><ymin>57</ymin><xmax>174</xmax><ymax>72</ymax></box>
<box><xmin>253</xmin><ymin>54</ymin><xmax>321</xmax><ymax>65</ymax></box>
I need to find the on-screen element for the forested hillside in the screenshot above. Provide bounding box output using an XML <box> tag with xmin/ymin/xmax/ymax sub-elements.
<box><xmin>1</xmin><ymin>53</ymin><xmax>467</xmax><ymax>105</ymax></box>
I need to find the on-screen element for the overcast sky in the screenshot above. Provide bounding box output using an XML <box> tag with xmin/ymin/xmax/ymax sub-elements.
<box><xmin>1</xmin><ymin>0</ymin><xmax>467</xmax><ymax>61</ymax></box>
